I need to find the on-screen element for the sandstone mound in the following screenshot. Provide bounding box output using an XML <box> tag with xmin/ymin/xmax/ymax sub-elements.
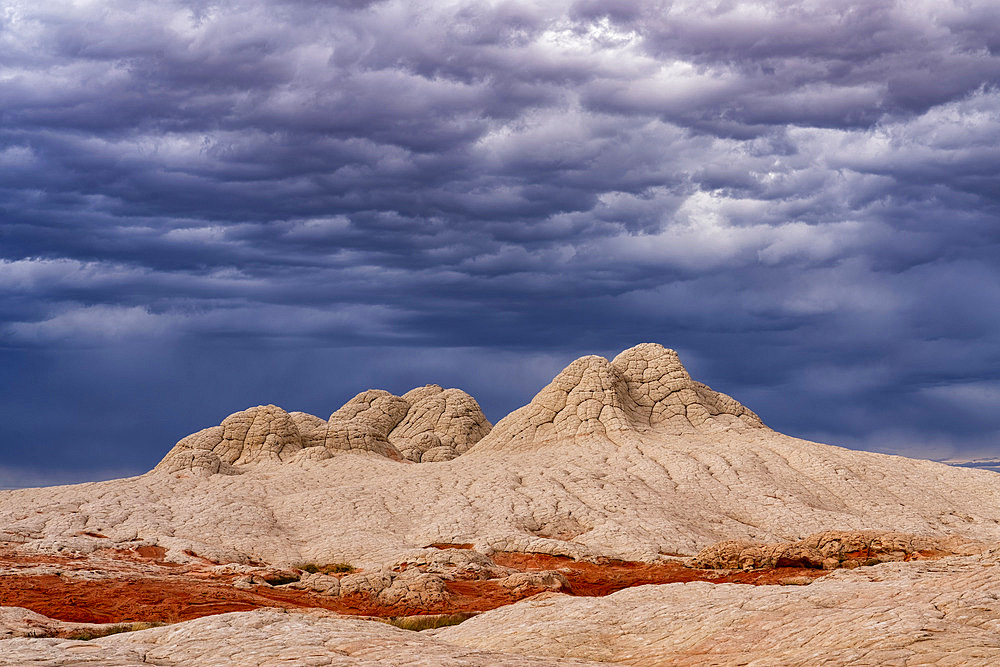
<box><xmin>392</xmin><ymin>386</ymin><xmax>492</xmax><ymax>462</ymax></box>
<box><xmin>471</xmin><ymin>343</ymin><xmax>763</xmax><ymax>453</ymax></box>
<box><xmin>9</xmin><ymin>342</ymin><xmax>1000</xmax><ymax>665</ymax></box>
<box><xmin>156</xmin><ymin>384</ymin><xmax>491</xmax><ymax>474</ymax></box>
<box><xmin>7</xmin><ymin>342</ymin><xmax>1000</xmax><ymax>570</ymax></box>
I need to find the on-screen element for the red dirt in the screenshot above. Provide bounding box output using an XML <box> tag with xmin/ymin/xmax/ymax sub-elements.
<box><xmin>0</xmin><ymin>547</ymin><xmax>829</xmax><ymax>625</ymax></box>
<box><xmin>133</xmin><ymin>545</ymin><xmax>168</xmax><ymax>560</ymax></box>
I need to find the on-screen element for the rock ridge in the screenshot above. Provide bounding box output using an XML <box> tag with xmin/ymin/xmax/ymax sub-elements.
<box><xmin>156</xmin><ymin>384</ymin><xmax>491</xmax><ymax>475</ymax></box>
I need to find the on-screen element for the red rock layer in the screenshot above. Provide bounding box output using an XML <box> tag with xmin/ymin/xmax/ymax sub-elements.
<box><xmin>0</xmin><ymin>546</ymin><xmax>837</xmax><ymax>625</ymax></box>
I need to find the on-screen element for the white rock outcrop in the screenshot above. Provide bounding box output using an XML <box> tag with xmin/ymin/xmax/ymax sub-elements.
<box><xmin>474</xmin><ymin>343</ymin><xmax>762</xmax><ymax>452</ymax></box>
<box><xmin>156</xmin><ymin>384</ymin><xmax>491</xmax><ymax>474</ymax></box>
<box><xmin>6</xmin><ymin>343</ymin><xmax>1000</xmax><ymax>665</ymax></box>
<box><xmin>437</xmin><ymin>549</ymin><xmax>1000</xmax><ymax>665</ymax></box>
<box><xmin>0</xmin><ymin>608</ymin><xmax>602</xmax><ymax>666</ymax></box>
<box><xmin>5</xmin><ymin>343</ymin><xmax>1000</xmax><ymax>568</ymax></box>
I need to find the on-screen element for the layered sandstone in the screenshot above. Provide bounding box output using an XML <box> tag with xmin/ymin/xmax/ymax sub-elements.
<box><xmin>5</xmin><ymin>548</ymin><xmax>1000</xmax><ymax>665</ymax></box>
<box><xmin>473</xmin><ymin>343</ymin><xmax>763</xmax><ymax>452</ymax></box>
<box><xmin>0</xmin><ymin>608</ymin><xmax>601</xmax><ymax>666</ymax></box>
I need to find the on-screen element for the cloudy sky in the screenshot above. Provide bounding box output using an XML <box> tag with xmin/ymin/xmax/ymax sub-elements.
<box><xmin>2</xmin><ymin>0</ymin><xmax>1000</xmax><ymax>486</ymax></box>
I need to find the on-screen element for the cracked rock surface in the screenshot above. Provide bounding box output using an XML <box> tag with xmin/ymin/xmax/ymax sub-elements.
<box><xmin>7</xmin><ymin>548</ymin><xmax>1000</xmax><ymax>665</ymax></box>
<box><xmin>691</xmin><ymin>530</ymin><xmax>972</xmax><ymax>570</ymax></box>
<box><xmin>474</xmin><ymin>343</ymin><xmax>763</xmax><ymax>452</ymax></box>
<box><xmin>5</xmin><ymin>344</ymin><xmax>1000</xmax><ymax>570</ymax></box>
<box><xmin>0</xmin><ymin>608</ymin><xmax>602</xmax><ymax>666</ymax></box>
<box><xmin>156</xmin><ymin>384</ymin><xmax>491</xmax><ymax>474</ymax></box>
<box><xmin>436</xmin><ymin>548</ymin><xmax>1000</xmax><ymax>665</ymax></box>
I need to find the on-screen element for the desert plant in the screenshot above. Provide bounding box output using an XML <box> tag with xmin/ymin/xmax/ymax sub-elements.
<box><xmin>297</xmin><ymin>562</ymin><xmax>355</xmax><ymax>575</ymax></box>
<box><xmin>68</xmin><ymin>622</ymin><xmax>164</xmax><ymax>641</ymax></box>
<box><xmin>385</xmin><ymin>613</ymin><xmax>477</xmax><ymax>632</ymax></box>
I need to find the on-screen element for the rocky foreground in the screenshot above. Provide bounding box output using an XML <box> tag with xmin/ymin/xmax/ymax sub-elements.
<box><xmin>3</xmin><ymin>343</ymin><xmax>1000</xmax><ymax>665</ymax></box>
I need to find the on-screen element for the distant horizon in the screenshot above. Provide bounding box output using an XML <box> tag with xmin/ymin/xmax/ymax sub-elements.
<box><xmin>3</xmin><ymin>0</ymin><xmax>999</xmax><ymax>483</ymax></box>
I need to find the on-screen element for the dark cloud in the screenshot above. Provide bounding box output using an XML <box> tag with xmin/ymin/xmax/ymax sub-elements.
<box><xmin>2</xmin><ymin>0</ymin><xmax>1000</xmax><ymax>484</ymax></box>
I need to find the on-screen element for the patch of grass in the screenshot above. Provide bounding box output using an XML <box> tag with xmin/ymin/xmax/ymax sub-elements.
<box><xmin>298</xmin><ymin>562</ymin><xmax>355</xmax><ymax>575</ymax></box>
<box><xmin>68</xmin><ymin>622</ymin><xmax>164</xmax><ymax>641</ymax></box>
<box><xmin>385</xmin><ymin>613</ymin><xmax>477</xmax><ymax>632</ymax></box>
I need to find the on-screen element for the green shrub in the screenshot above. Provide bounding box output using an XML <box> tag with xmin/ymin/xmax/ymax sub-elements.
<box><xmin>68</xmin><ymin>622</ymin><xmax>164</xmax><ymax>641</ymax></box>
<box><xmin>385</xmin><ymin>613</ymin><xmax>476</xmax><ymax>632</ymax></box>
<box><xmin>297</xmin><ymin>562</ymin><xmax>355</xmax><ymax>575</ymax></box>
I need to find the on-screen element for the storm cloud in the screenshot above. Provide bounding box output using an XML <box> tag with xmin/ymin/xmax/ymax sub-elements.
<box><xmin>2</xmin><ymin>0</ymin><xmax>1000</xmax><ymax>484</ymax></box>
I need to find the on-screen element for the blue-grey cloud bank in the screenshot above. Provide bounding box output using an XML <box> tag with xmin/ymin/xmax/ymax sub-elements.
<box><xmin>2</xmin><ymin>0</ymin><xmax>1000</xmax><ymax>486</ymax></box>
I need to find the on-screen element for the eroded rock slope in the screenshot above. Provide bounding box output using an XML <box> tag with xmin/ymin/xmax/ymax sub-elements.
<box><xmin>0</xmin><ymin>608</ymin><xmax>602</xmax><ymax>666</ymax></box>
<box><xmin>3</xmin><ymin>343</ymin><xmax>1000</xmax><ymax>569</ymax></box>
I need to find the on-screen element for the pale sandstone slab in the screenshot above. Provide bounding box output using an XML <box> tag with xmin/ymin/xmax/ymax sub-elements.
<box><xmin>4</xmin><ymin>346</ymin><xmax>1000</xmax><ymax>570</ymax></box>
<box><xmin>437</xmin><ymin>550</ymin><xmax>1000</xmax><ymax>665</ymax></box>
<box><xmin>0</xmin><ymin>606</ymin><xmax>104</xmax><ymax>640</ymax></box>
<box><xmin>692</xmin><ymin>530</ymin><xmax>974</xmax><ymax>570</ymax></box>
<box><xmin>0</xmin><ymin>609</ymin><xmax>603</xmax><ymax>666</ymax></box>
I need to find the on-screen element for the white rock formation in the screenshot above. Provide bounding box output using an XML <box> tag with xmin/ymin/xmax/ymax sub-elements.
<box><xmin>475</xmin><ymin>343</ymin><xmax>762</xmax><ymax>452</ymax></box>
<box><xmin>3</xmin><ymin>343</ymin><xmax>1000</xmax><ymax>569</ymax></box>
<box><xmin>0</xmin><ymin>607</ymin><xmax>103</xmax><ymax>640</ymax></box>
<box><xmin>392</xmin><ymin>386</ymin><xmax>492</xmax><ymax>462</ymax></box>
<box><xmin>6</xmin><ymin>343</ymin><xmax>1000</xmax><ymax>665</ymax></box>
<box><xmin>436</xmin><ymin>549</ymin><xmax>1000</xmax><ymax>665</ymax></box>
<box><xmin>0</xmin><ymin>608</ymin><xmax>602</xmax><ymax>666</ymax></box>
<box><xmin>156</xmin><ymin>384</ymin><xmax>491</xmax><ymax>474</ymax></box>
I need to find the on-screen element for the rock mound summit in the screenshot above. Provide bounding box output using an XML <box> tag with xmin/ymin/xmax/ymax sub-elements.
<box><xmin>472</xmin><ymin>343</ymin><xmax>763</xmax><ymax>452</ymax></box>
<box><xmin>156</xmin><ymin>384</ymin><xmax>491</xmax><ymax>475</ymax></box>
